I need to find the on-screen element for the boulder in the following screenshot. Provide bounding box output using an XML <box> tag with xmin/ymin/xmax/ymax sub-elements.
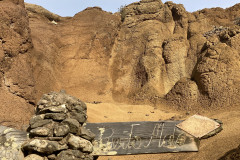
<box><xmin>67</xmin><ymin>134</ymin><xmax>93</xmax><ymax>153</ymax></box>
<box><xmin>61</xmin><ymin>118</ymin><xmax>80</xmax><ymax>134</ymax></box>
<box><xmin>44</xmin><ymin>113</ymin><xmax>67</xmax><ymax>121</ymax></box>
<box><xmin>22</xmin><ymin>139</ymin><xmax>68</xmax><ymax>154</ymax></box>
<box><xmin>54</xmin><ymin>124</ymin><xmax>70</xmax><ymax>137</ymax></box>
<box><xmin>30</xmin><ymin>127</ymin><xmax>51</xmax><ymax>137</ymax></box>
<box><xmin>78</xmin><ymin>126</ymin><xmax>96</xmax><ymax>141</ymax></box>
<box><xmin>30</xmin><ymin>119</ymin><xmax>53</xmax><ymax>129</ymax></box>
<box><xmin>57</xmin><ymin>150</ymin><xmax>84</xmax><ymax>160</ymax></box>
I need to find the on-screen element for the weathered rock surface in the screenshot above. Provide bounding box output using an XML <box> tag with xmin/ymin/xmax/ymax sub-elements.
<box><xmin>53</xmin><ymin>124</ymin><xmax>70</xmax><ymax>137</ymax></box>
<box><xmin>0</xmin><ymin>0</ymin><xmax>34</xmax><ymax>129</ymax></box>
<box><xmin>193</xmin><ymin>27</ymin><xmax>240</xmax><ymax>108</ymax></box>
<box><xmin>78</xmin><ymin>127</ymin><xmax>96</xmax><ymax>141</ymax></box>
<box><xmin>30</xmin><ymin>127</ymin><xmax>51</xmax><ymax>136</ymax></box>
<box><xmin>166</xmin><ymin>78</ymin><xmax>199</xmax><ymax>110</ymax></box>
<box><xmin>22</xmin><ymin>139</ymin><xmax>68</xmax><ymax>154</ymax></box>
<box><xmin>27</xmin><ymin>5</ymin><xmax>121</xmax><ymax>103</ymax></box>
<box><xmin>57</xmin><ymin>149</ymin><xmax>94</xmax><ymax>160</ymax></box>
<box><xmin>30</xmin><ymin>119</ymin><xmax>53</xmax><ymax>129</ymax></box>
<box><xmin>109</xmin><ymin>0</ymin><xmax>240</xmax><ymax>109</ymax></box>
<box><xmin>24</xmin><ymin>154</ymin><xmax>46</xmax><ymax>160</ymax></box>
<box><xmin>44</xmin><ymin>113</ymin><xmax>67</xmax><ymax>121</ymax></box>
<box><xmin>62</xmin><ymin>118</ymin><xmax>80</xmax><ymax>134</ymax></box>
<box><xmin>25</xmin><ymin>3</ymin><xmax>62</xmax><ymax>22</ymax></box>
<box><xmin>67</xmin><ymin>133</ymin><xmax>93</xmax><ymax>152</ymax></box>
<box><xmin>0</xmin><ymin>126</ymin><xmax>27</xmax><ymax>160</ymax></box>
<box><xmin>110</xmin><ymin>0</ymin><xmax>190</xmax><ymax>103</ymax></box>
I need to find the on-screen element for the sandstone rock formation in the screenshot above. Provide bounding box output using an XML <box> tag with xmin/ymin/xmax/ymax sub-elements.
<box><xmin>193</xmin><ymin>27</ymin><xmax>240</xmax><ymax>108</ymax></box>
<box><xmin>22</xmin><ymin>91</ymin><xmax>96</xmax><ymax>160</ymax></box>
<box><xmin>22</xmin><ymin>0</ymin><xmax>240</xmax><ymax>110</ymax></box>
<box><xmin>110</xmin><ymin>0</ymin><xmax>190</xmax><ymax>103</ymax></box>
<box><xmin>25</xmin><ymin>3</ymin><xmax>62</xmax><ymax>22</ymax></box>
<box><xmin>0</xmin><ymin>0</ymin><xmax>34</xmax><ymax>129</ymax></box>
<box><xmin>110</xmin><ymin>0</ymin><xmax>240</xmax><ymax>110</ymax></box>
<box><xmin>26</xmin><ymin>5</ymin><xmax>121</xmax><ymax>103</ymax></box>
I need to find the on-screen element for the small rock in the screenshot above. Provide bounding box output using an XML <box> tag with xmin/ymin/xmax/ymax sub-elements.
<box><xmin>93</xmin><ymin>101</ymin><xmax>101</xmax><ymax>104</ymax></box>
<box><xmin>38</xmin><ymin>105</ymin><xmax>67</xmax><ymax>114</ymax></box>
<box><xmin>38</xmin><ymin>99</ymin><xmax>49</xmax><ymax>105</ymax></box>
<box><xmin>54</xmin><ymin>124</ymin><xmax>70</xmax><ymax>137</ymax></box>
<box><xmin>54</xmin><ymin>92</ymin><xmax>68</xmax><ymax>104</ymax></box>
<box><xmin>30</xmin><ymin>127</ymin><xmax>51</xmax><ymax>137</ymax></box>
<box><xmin>72</xmin><ymin>104</ymin><xmax>87</xmax><ymax>113</ymax></box>
<box><xmin>66</xmin><ymin>98</ymin><xmax>86</xmax><ymax>112</ymax></box>
<box><xmin>61</xmin><ymin>118</ymin><xmax>80</xmax><ymax>134</ymax></box>
<box><xmin>30</xmin><ymin>119</ymin><xmax>53</xmax><ymax>129</ymax></box>
<box><xmin>48</xmin><ymin>154</ymin><xmax>57</xmax><ymax>160</ymax></box>
<box><xmin>57</xmin><ymin>149</ymin><xmax>84</xmax><ymax>160</ymax></box>
<box><xmin>29</xmin><ymin>115</ymin><xmax>45</xmax><ymax>126</ymax></box>
<box><xmin>78</xmin><ymin>127</ymin><xmax>95</xmax><ymax>141</ymax></box>
<box><xmin>45</xmin><ymin>113</ymin><xmax>67</xmax><ymax>121</ymax></box>
<box><xmin>67</xmin><ymin>134</ymin><xmax>93</xmax><ymax>152</ymax></box>
<box><xmin>41</xmin><ymin>93</ymin><xmax>54</xmax><ymax>102</ymax></box>
<box><xmin>169</xmin><ymin>116</ymin><xmax>175</xmax><ymax>120</ymax></box>
<box><xmin>69</xmin><ymin>111</ymin><xmax>87</xmax><ymax>123</ymax></box>
<box><xmin>23</xmin><ymin>139</ymin><xmax>68</xmax><ymax>154</ymax></box>
<box><xmin>58</xmin><ymin>136</ymin><xmax>68</xmax><ymax>145</ymax></box>
<box><xmin>24</xmin><ymin>154</ymin><xmax>45</xmax><ymax>160</ymax></box>
<box><xmin>47</xmin><ymin>137</ymin><xmax>64</xmax><ymax>141</ymax></box>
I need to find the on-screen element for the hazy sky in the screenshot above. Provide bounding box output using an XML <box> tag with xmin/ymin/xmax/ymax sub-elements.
<box><xmin>24</xmin><ymin>0</ymin><xmax>240</xmax><ymax>17</ymax></box>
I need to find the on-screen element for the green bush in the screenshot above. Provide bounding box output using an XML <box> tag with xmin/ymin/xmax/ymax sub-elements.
<box><xmin>119</xmin><ymin>5</ymin><xmax>127</xmax><ymax>22</ymax></box>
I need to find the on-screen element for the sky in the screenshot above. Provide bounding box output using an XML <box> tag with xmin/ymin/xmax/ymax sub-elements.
<box><xmin>24</xmin><ymin>0</ymin><xmax>240</xmax><ymax>17</ymax></box>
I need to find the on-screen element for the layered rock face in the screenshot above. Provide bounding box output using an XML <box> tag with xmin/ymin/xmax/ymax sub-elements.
<box><xmin>110</xmin><ymin>0</ymin><xmax>191</xmax><ymax>102</ymax></box>
<box><xmin>0</xmin><ymin>0</ymin><xmax>34</xmax><ymax>129</ymax></box>
<box><xmin>22</xmin><ymin>91</ymin><xmax>96</xmax><ymax>160</ymax></box>
<box><xmin>27</xmin><ymin>6</ymin><xmax>120</xmax><ymax>102</ymax></box>
<box><xmin>110</xmin><ymin>0</ymin><xmax>240</xmax><ymax>109</ymax></box>
<box><xmin>193</xmin><ymin>27</ymin><xmax>240</xmax><ymax>108</ymax></box>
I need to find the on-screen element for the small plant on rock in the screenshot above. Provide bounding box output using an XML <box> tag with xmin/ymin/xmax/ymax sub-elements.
<box><xmin>119</xmin><ymin>5</ymin><xmax>127</xmax><ymax>22</ymax></box>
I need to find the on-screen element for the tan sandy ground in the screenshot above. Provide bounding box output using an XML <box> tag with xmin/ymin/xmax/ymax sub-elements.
<box><xmin>87</xmin><ymin>103</ymin><xmax>240</xmax><ymax>160</ymax></box>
